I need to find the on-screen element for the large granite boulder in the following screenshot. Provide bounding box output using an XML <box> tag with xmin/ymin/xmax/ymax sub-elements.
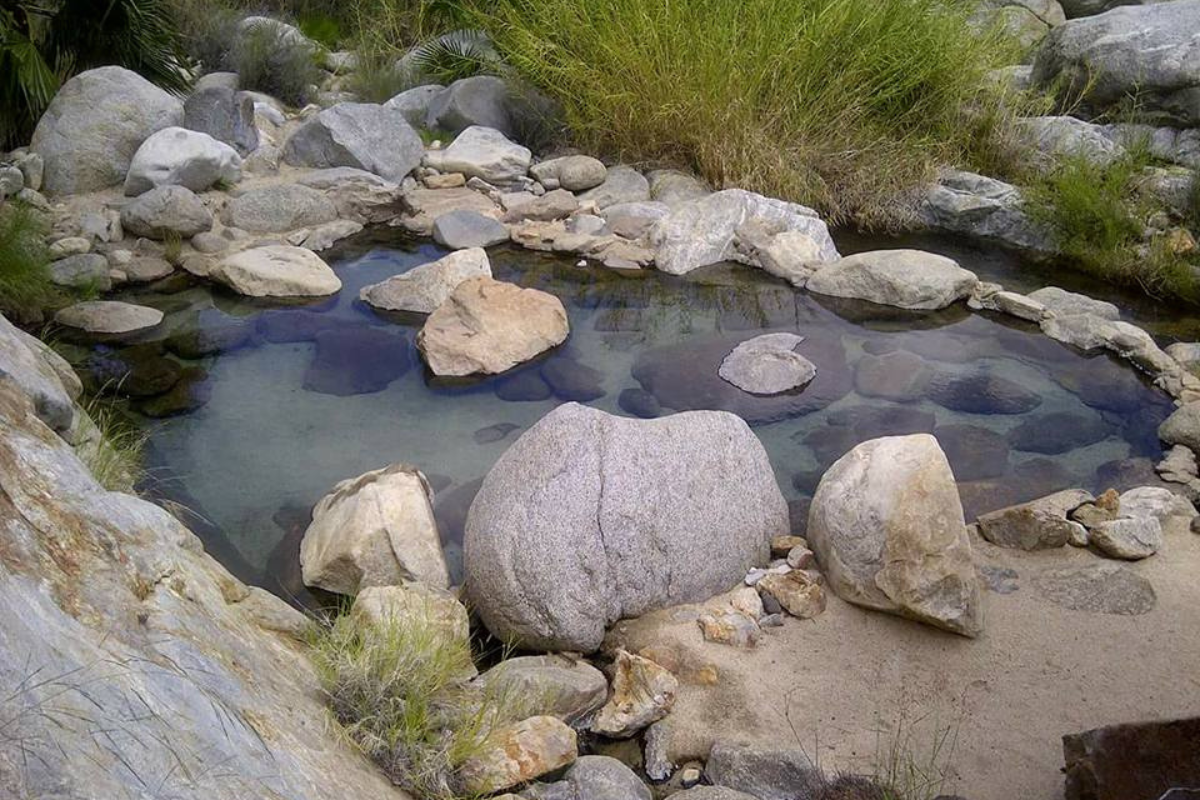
<box><xmin>807</xmin><ymin>434</ymin><xmax>984</xmax><ymax>636</ymax></box>
<box><xmin>384</xmin><ymin>84</ymin><xmax>446</xmax><ymax>127</ymax></box>
<box><xmin>300</xmin><ymin>463</ymin><xmax>449</xmax><ymax>594</ymax></box>
<box><xmin>806</xmin><ymin>250</ymin><xmax>978</xmax><ymax>310</ymax></box>
<box><xmin>220</xmin><ymin>184</ymin><xmax>338</xmax><ymax>232</ymax></box>
<box><xmin>417</xmin><ymin>276</ymin><xmax>568</xmax><ymax>376</ymax></box>
<box><xmin>1032</xmin><ymin>1</ymin><xmax>1200</xmax><ymax>127</ymax></box>
<box><xmin>183</xmin><ymin>86</ymin><xmax>259</xmax><ymax>155</ymax></box>
<box><xmin>423</xmin><ymin>125</ymin><xmax>532</xmax><ymax>183</ymax></box>
<box><xmin>578</xmin><ymin>165</ymin><xmax>651</xmax><ymax>210</ymax></box>
<box><xmin>360</xmin><ymin>247</ymin><xmax>492</xmax><ymax>314</ymax></box>
<box><xmin>211</xmin><ymin>245</ymin><xmax>341</xmax><ymax>298</ymax></box>
<box><xmin>120</xmin><ymin>186</ymin><xmax>213</xmax><ymax>239</ymax></box>
<box><xmin>649</xmin><ymin>189</ymin><xmax>839</xmax><ymax>275</ymax></box>
<box><xmin>124</xmin><ymin>127</ymin><xmax>242</xmax><ymax>196</ymax></box>
<box><xmin>426</xmin><ymin>75</ymin><xmax>512</xmax><ymax>135</ymax></box>
<box><xmin>1016</xmin><ymin>115</ymin><xmax>1126</xmax><ymax>168</ymax></box>
<box><xmin>464</xmin><ymin>403</ymin><xmax>788</xmax><ymax>651</ymax></box>
<box><xmin>0</xmin><ymin>313</ymin><xmax>80</xmax><ymax>434</ymax></box>
<box><xmin>31</xmin><ymin>66</ymin><xmax>183</xmax><ymax>195</ymax></box>
<box><xmin>918</xmin><ymin>169</ymin><xmax>1054</xmax><ymax>254</ymax></box>
<box><xmin>283</xmin><ymin>103</ymin><xmax>424</xmax><ymax>182</ymax></box>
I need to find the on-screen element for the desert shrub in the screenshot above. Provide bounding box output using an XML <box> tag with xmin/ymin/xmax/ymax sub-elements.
<box><xmin>474</xmin><ymin>0</ymin><xmax>1023</xmax><ymax>225</ymax></box>
<box><xmin>0</xmin><ymin>0</ymin><xmax>188</xmax><ymax>150</ymax></box>
<box><xmin>348</xmin><ymin>53</ymin><xmax>413</xmax><ymax>103</ymax></box>
<box><xmin>0</xmin><ymin>200</ymin><xmax>59</xmax><ymax>315</ymax></box>
<box><xmin>308</xmin><ymin>600</ymin><xmax>515</xmax><ymax>800</ymax></box>
<box><xmin>1025</xmin><ymin>152</ymin><xmax>1200</xmax><ymax>302</ymax></box>
<box><xmin>229</xmin><ymin>21</ymin><xmax>323</xmax><ymax>106</ymax></box>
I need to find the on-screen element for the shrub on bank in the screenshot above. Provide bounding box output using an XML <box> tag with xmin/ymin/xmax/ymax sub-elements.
<box><xmin>472</xmin><ymin>0</ymin><xmax>1022</xmax><ymax>226</ymax></box>
<box><xmin>0</xmin><ymin>200</ymin><xmax>59</xmax><ymax>316</ymax></box>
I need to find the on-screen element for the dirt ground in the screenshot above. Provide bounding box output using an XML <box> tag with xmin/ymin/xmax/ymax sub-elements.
<box><xmin>606</xmin><ymin>519</ymin><xmax>1200</xmax><ymax>799</ymax></box>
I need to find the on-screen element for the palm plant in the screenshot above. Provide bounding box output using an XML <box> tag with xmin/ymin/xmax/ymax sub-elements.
<box><xmin>0</xmin><ymin>0</ymin><xmax>188</xmax><ymax>151</ymax></box>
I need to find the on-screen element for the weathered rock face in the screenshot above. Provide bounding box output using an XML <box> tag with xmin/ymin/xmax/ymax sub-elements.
<box><xmin>211</xmin><ymin>245</ymin><xmax>342</xmax><ymax>298</ymax></box>
<box><xmin>423</xmin><ymin>125</ymin><xmax>533</xmax><ymax>183</ymax></box>
<box><xmin>120</xmin><ymin>185</ymin><xmax>214</xmax><ymax>239</ymax></box>
<box><xmin>458</xmin><ymin>716</ymin><xmax>578</xmax><ymax>794</ymax></box>
<box><xmin>300</xmin><ymin>463</ymin><xmax>448</xmax><ymax>594</ymax></box>
<box><xmin>183</xmin><ymin>85</ymin><xmax>259</xmax><ymax>155</ymax></box>
<box><xmin>717</xmin><ymin>333</ymin><xmax>816</xmax><ymax>395</ymax></box>
<box><xmin>807</xmin><ymin>434</ymin><xmax>984</xmax><ymax>637</ymax></box>
<box><xmin>384</xmin><ymin>84</ymin><xmax>446</xmax><ymax>127</ymax></box>
<box><xmin>0</xmin><ymin>377</ymin><xmax>405</xmax><ymax>799</ymax></box>
<box><xmin>1033</xmin><ymin>1</ymin><xmax>1200</xmax><ymax>127</ymax></box>
<box><xmin>806</xmin><ymin>250</ymin><xmax>978</xmax><ymax>311</ymax></box>
<box><xmin>477</xmin><ymin>655</ymin><xmax>608</xmax><ymax>725</ymax></box>
<box><xmin>705</xmin><ymin>741</ymin><xmax>825</xmax><ymax>800</ymax></box>
<box><xmin>650</xmin><ymin>189</ymin><xmax>839</xmax><ymax>275</ymax></box>
<box><xmin>591</xmin><ymin>649</ymin><xmax>678</xmax><ymax>737</ymax></box>
<box><xmin>1016</xmin><ymin>115</ymin><xmax>1125</xmax><ymax>168</ymax></box>
<box><xmin>918</xmin><ymin>169</ymin><xmax>1054</xmax><ymax>254</ymax></box>
<box><xmin>221</xmin><ymin>183</ymin><xmax>339</xmax><ymax>232</ymax></box>
<box><xmin>31</xmin><ymin>66</ymin><xmax>183</xmax><ymax>195</ymax></box>
<box><xmin>0</xmin><ymin>314</ymin><xmax>79</xmax><ymax>434</ymax></box>
<box><xmin>426</xmin><ymin>75</ymin><xmax>513</xmax><ymax>136</ymax></box>
<box><xmin>1159</xmin><ymin>402</ymin><xmax>1200</xmax><ymax>452</ymax></box>
<box><xmin>977</xmin><ymin>489</ymin><xmax>1093</xmax><ymax>549</ymax></box>
<box><xmin>361</xmin><ymin>247</ymin><xmax>492</xmax><ymax>314</ymax></box>
<box><xmin>1063</xmin><ymin>717</ymin><xmax>1200</xmax><ymax>800</ymax></box>
<box><xmin>125</xmin><ymin>127</ymin><xmax>242</xmax><ymax>196</ymax></box>
<box><xmin>465</xmin><ymin>403</ymin><xmax>787</xmax><ymax>651</ymax></box>
<box><xmin>417</xmin><ymin>276</ymin><xmax>568</xmax><ymax>376</ymax></box>
<box><xmin>283</xmin><ymin>103</ymin><xmax>424</xmax><ymax>182</ymax></box>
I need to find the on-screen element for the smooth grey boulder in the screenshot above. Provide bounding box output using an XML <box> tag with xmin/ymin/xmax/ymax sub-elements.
<box><xmin>124</xmin><ymin>127</ymin><xmax>242</xmax><ymax>196</ymax></box>
<box><xmin>360</xmin><ymin>247</ymin><xmax>492</xmax><ymax>314</ymax></box>
<box><xmin>120</xmin><ymin>185</ymin><xmax>213</xmax><ymax>239</ymax></box>
<box><xmin>283</xmin><ymin>103</ymin><xmax>424</xmax><ymax>182</ymax></box>
<box><xmin>1017</xmin><ymin>115</ymin><xmax>1126</xmax><ymax>168</ymax></box>
<box><xmin>432</xmin><ymin>209</ymin><xmax>509</xmax><ymax>249</ymax></box>
<box><xmin>530</xmin><ymin>155</ymin><xmax>607</xmax><ymax>192</ymax></box>
<box><xmin>718</xmin><ymin>333</ymin><xmax>816</xmax><ymax>395</ymax></box>
<box><xmin>477</xmin><ymin>655</ymin><xmax>607</xmax><ymax>725</ymax></box>
<box><xmin>54</xmin><ymin>301</ymin><xmax>164</xmax><ymax>336</ymax></box>
<box><xmin>194</xmin><ymin>71</ymin><xmax>239</xmax><ymax>92</ymax></box>
<box><xmin>807</xmin><ymin>434</ymin><xmax>983</xmax><ymax>637</ymax></box>
<box><xmin>0</xmin><ymin>166</ymin><xmax>23</xmax><ymax>197</ymax></box>
<box><xmin>806</xmin><ymin>249</ymin><xmax>978</xmax><ymax>310</ymax></box>
<box><xmin>0</xmin><ymin>313</ymin><xmax>79</xmax><ymax>433</ymax></box>
<box><xmin>48</xmin><ymin>254</ymin><xmax>110</xmax><ymax>290</ymax></box>
<box><xmin>183</xmin><ymin>86</ymin><xmax>259</xmax><ymax>155</ymax></box>
<box><xmin>384</xmin><ymin>84</ymin><xmax>446</xmax><ymax>128</ymax></box>
<box><xmin>918</xmin><ymin>169</ymin><xmax>1054</xmax><ymax>254</ymax></box>
<box><xmin>1027</xmin><ymin>286</ymin><xmax>1119</xmax><ymax>319</ymax></box>
<box><xmin>465</xmin><ymin>403</ymin><xmax>788</xmax><ymax>652</ymax></box>
<box><xmin>650</xmin><ymin>189</ymin><xmax>839</xmax><ymax>275</ymax></box>
<box><xmin>579</xmin><ymin>165</ymin><xmax>650</xmax><ymax>209</ymax></box>
<box><xmin>1033</xmin><ymin>1</ymin><xmax>1200</xmax><ymax>126</ymax></box>
<box><xmin>973</xmin><ymin>0</ymin><xmax>1065</xmax><ymax>51</ymax></box>
<box><xmin>31</xmin><ymin>66</ymin><xmax>183</xmax><ymax>195</ymax></box>
<box><xmin>704</xmin><ymin>741</ymin><xmax>824</xmax><ymax>800</ymax></box>
<box><xmin>423</xmin><ymin>125</ymin><xmax>532</xmax><ymax>183</ymax></box>
<box><xmin>220</xmin><ymin>183</ymin><xmax>338</xmax><ymax>233</ymax></box>
<box><xmin>648</xmin><ymin>169</ymin><xmax>710</xmax><ymax>207</ymax></box>
<box><xmin>426</xmin><ymin>75</ymin><xmax>512</xmax><ymax>135</ymax></box>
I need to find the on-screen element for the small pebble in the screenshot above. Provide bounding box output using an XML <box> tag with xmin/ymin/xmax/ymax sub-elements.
<box><xmin>759</xmin><ymin>592</ymin><xmax>783</xmax><ymax>616</ymax></box>
<box><xmin>680</xmin><ymin>768</ymin><xmax>702</xmax><ymax>788</ymax></box>
<box><xmin>744</xmin><ymin>568</ymin><xmax>767</xmax><ymax>587</ymax></box>
<box><xmin>786</xmin><ymin>545</ymin><xmax>815</xmax><ymax>570</ymax></box>
<box><xmin>760</xmin><ymin>614</ymin><xmax>785</xmax><ymax>628</ymax></box>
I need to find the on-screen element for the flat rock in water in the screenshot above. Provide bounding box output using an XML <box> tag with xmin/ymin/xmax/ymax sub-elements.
<box><xmin>417</xmin><ymin>276</ymin><xmax>568</xmax><ymax>377</ymax></box>
<box><xmin>55</xmin><ymin>301</ymin><xmax>164</xmax><ymax>336</ymax></box>
<box><xmin>1007</xmin><ymin>410</ymin><xmax>1110</xmax><ymax>454</ymax></box>
<box><xmin>632</xmin><ymin>332</ymin><xmax>852</xmax><ymax>425</ymax></box>
<box><xmin>718</xmin><ymin>333</ymin><xmax>816</xmax><ymax>395</ymax></box>
<box><xmin>928</xmin><ymin>371</ymin><xmax>1042</xmax><ymax>415</ymax></box>
<box><xmin>1027</xmin><ymin>286</ymin><xmax>1120</xmax><ymax>320</ymax></box>
<box><xmin>432</xmin><ymin>209</ymin><xmax>509</xmax><ymax>249</ymax></box>
<box><xmin>495</xmin><ymin>369</ymin><xmax>552</xmax><ymax>402</ymax></box>
<box><xmin>542</xmin><ymin>358</ymin><xmax>605</xmax><ymax>401</ymax></box>
<box><xmin>1031</xmin><ymin>562</ymin><xmax>1155</xmax><ymax>614</ymax></box>
<box><xmin>360</xmin><ymin>247</ymin><xmax>491</xmax><ymax>315</ymax></box>
<box><xmin>807</xmin><ymin>249</ymin><xmax>977</xmax><ymax>311</ymax></box>
<box><xmin>302</xmin><ymin>327</ymin><xmax>410</xmax><ymax>396</ymax></box>
<box><xmin>852</xmin><ymin>350</ymin><xmax>935</xmax><ymax>401</ymax></box>
<box><xmin>211</xmin><ymin>245</ymin><xmax>341</xmax><ymax>298</ymax></box>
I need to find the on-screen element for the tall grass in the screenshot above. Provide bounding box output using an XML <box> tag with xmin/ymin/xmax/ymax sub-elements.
<box><xmin>77</xmin><ymin>395</ymin><xmax>147</xmax><ymax>494</ymax></box>
<box><xmin>475</xmin><ymin>0</ymin><xmax>1023</xmax><ymax>225</ymax></box>
<box><xmin>0</xmin><ymin>200</ymin><xmax>60</xmax><ymax>315</ymax></box>
<box><xmin>308</xmin><ymin>599</ymin><xmax>515</xmax><ymax>800</ymax></box>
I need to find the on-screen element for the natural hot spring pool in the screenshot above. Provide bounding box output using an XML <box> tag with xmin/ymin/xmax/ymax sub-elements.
<box><xmin>76</xmin><ymin>230</ymin><xmax>1175</xmax><ymax>601</ymax></box>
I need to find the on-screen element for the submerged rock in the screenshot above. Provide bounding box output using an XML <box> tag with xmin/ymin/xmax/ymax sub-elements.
<box><xmin>718</xmin><ymin>333</ymin><xmax>816</xmax><ymax>395</ymax></box>
<box><xmin>927</xmin><ymin>371</ymin><xmax>1042</xmax><ymax>415</ymax></box>
<box><xmin>542</xmin><ymin>358</ymin><xmax>606</xmax><ymax>401</ymax></box>
<box><xmin>465</xmin><ymin>403</ymin><xmax>786</xmax><ymax>651</ymax></box>
<box><xmin>300</xmin><ymin>463</ymin><xmax>449</xmax><ymax>594</ymax></box>
<box><xmin>303</xmin><ymin>327</ymin><xmax>411</xmax><ymax>396</ymax></box>
<box><xmin>211</xmin><ymin>245</ymin><xmax>341</xmax><ymax>298</ymax></box>
<box><xmin>853</xmin><ymin>351</ymin><xmax>935</xmax><ymax>402</ymax></box>
<box><xmin>417</xmin><ymin>276</ymin><xmax>568</xmax><ymax>377</ymax></box>
<box><xmin>807</xmin><ymin>434</ymin><xmax>983</xmax><ymax>636</ymax></box>
<box><xmin>933</xmin><ymin>423</ymin><xmax>1011</xmax><ymax>482</ymax></box>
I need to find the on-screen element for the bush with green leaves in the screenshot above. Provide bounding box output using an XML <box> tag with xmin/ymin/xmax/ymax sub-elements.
<box><xmin>472</xmin><ymin>0</ymin><xmax>1024</xmax><ymax>225</ymax></box>
<box><xmin>0</xmin><ymin>200</ymin><xmax>59</xmax><ymax>315</ymax></box>
<box><xmin>1</xmin><ymin>0</ymin><xmax>188</xmax><ymax>151</ymax></box>
<box><xmin>308</xmin><ymin>599</ymin><xmax>516</xmax><ymax>800</ymax></box>
<box><xmin>228</xmin><ymin>20</ymin><xmax>323</xmax><ymax>106</ymax></box>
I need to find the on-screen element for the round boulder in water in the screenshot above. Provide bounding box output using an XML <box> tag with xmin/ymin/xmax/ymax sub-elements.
<box><xmin>465</xmin><ymin>403</ymin><xmax>788</xmax><ymax>651</ymax></box>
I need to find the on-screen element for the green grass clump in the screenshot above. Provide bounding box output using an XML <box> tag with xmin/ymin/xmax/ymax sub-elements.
<box><xmin>0</xmin><ymin>200</ymin><xmax>61</xmax><ymax>316</ymax></box>
<box><xmin>1025</xmin><ymin>152</ymin><xmax>1200</xmax><ymax>302</ymax></box>
<box><xmin>472</xmin><ymin>0</ymin><xmax>1023</xmax><ymax>225</ymax></box>
<box><xmin>308</xmin><ymin>600</ymin><xmax>513</xmax><ymax>800</ymax></box>
<box><xmin>230</xmin><ymin>21</ymin><xmax>324</xmax><ymax>106</ymax></box>
<box><xmin>77</xmin><ymin>395</ymin><xmax>147</xmax><ymax>494</ymax></box>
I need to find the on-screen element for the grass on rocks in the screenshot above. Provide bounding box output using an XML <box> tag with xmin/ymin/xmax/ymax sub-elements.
<box><xmin>77</xmin><ymin>395</ymin><xmax>148</xmax><ymax>494</ymax></box>
<box><xmin>1025</xmin><ymin>152</ymin><xmax>1200</xmax><ymax>303</ymax></box>
<box><xmin>471</xmin><ymin>0</ymin><xmax>1025</xmax><ymax>226</ymax></box>
<box><xmin>0</xmin><ymin>200</ymin><xmax>61</xmax><ymax>317</ymax></box>
<box><xmin>307</xmin><ymin>601</ymin><xmax>514</xmax><ymax>800</ymax></box>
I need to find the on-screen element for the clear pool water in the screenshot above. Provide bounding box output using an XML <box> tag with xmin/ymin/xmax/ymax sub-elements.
<box><xmin>88</xmin><ymin>230</ymin><xmax>1175</xmax><ymax>602</ymax></box>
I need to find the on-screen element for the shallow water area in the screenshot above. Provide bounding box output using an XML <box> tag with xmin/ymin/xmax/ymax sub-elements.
<box><xmin>89</xmin><ymin>229</ymin><xmax>1175</xmax><ymax>600</ymax></box>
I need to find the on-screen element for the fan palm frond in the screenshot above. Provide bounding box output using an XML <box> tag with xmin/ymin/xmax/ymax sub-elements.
<box><xmin>410</xmin><ymin>29</ymin><xmax>501</xmax><ymax>85</ymax></box>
